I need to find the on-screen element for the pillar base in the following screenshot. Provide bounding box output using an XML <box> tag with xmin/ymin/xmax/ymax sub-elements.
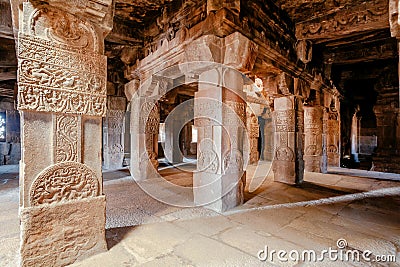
<box><xmin>20</xmin><ymin>196</ymin><xmax>107</xmax><ymax>267</ymax></box>
<box><xmin>194</xmin><ymin>172</ymin><xmax>245</xmax><ymax>212</ymax></box>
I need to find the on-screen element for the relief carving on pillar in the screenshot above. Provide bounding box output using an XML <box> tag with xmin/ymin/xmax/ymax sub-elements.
<box><xmin>273</xmin><ymin>110</ymin><xmax>295</xmax><ymax>132</ymax></box>
<box><xmin>107</xmin><ymin>110</ymin><xmax>125</xmax><ymax>134</ymax></box>
<box><xmin>275</xmin><ymin>146</ymin><xmax>295</xmax><ymax>161</ymax></box>
<box><xmin>223</xmin><ymin>149</ymin><xmax>243</xmax><ymax>174</ymax></box>
<box><xmin>224</xmin><ymin>101</ymin><xmax>246</xmax><ymax>125</ymax></box>
<box><xmin>198</xmin><ymin>150</ymin><xmax>219</xmax><ymax>173</ymax></box>
<box><xmin>17</xmin><ymin>33</ymin><xmax>107</xmax><ymax>116</ymax></box>
<box><xmin>30</xmin><ymin>162</ymin><xmax>99</xmax><ymax>206</ymax></box>
<box><xmin>17</xmin><ymin>4</ymin><xmax>107</xmax><ymax>116</ymax></box>
<box><xmin>141</xmin><ymin>102</ymin><xmax>160</xmax><ymax>134</ymax></box>
<box><xmin>54</xmin><ymin>115</ymin><xmax>80</xmax><ymax>163</ymax></box>
<box><xmin>27</xmin><ymin>5</ymin><xmax>98</xmax><ymax>51</ymax></box>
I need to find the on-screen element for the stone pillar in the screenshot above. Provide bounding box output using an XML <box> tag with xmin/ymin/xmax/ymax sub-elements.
<box><xmin>326</xmin><ymin>106</ymin><xmax>340</xmax><ymax>167</ymax></box>
<box><xmin>351</xmin><ymin>109</ymin><xmax>361</xmax><ymax>162</ymax></box>
<box><xmin>13</xmin><ymin>1</ymin><xmax>113</xmax><ymax>265</ymax></box>
<box><xmin>262</xmin><ymin>115</ymin><xmax>274</xmax><ymax>161</ymax></box>
<box><xmin>247</xmin><ymin>113</ymin><xmax>259</xmax><ymax>164</ymax></box>
<box><xmin>303</xmin><ymin>106</ymin><xmax>327</xmax><ymax>172</ymax></box>
<box><xmin>194</xmin><ymin>67</ymin><xmax>247</xmax><ymax>212</ymax></box>
<box><xmin>103</xmin><ymin>96</ymin><xmax>126</xmax><ymax>169</ymax></box>
<box><xmin>165</xmin><ymin>115</ymin><xmax>184</xmax><ymax>163</ymax></box>
<box><xmin>130</xmin><ymin>97</ymin><xmax>160</xmax><ymax>180</ymax></box>
<box><xmin>272</xmin><ymin>96</ymin><xmax>304</xmax><ymax>184</ymax></box>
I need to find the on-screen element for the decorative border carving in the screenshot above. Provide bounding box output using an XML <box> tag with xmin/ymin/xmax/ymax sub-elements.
<box><xmin>30</xmin><ymin>161</ymin><xmax>99</xmax><ymax>206</ymax></box>
<box><xmin>273</xmin><ymin>110</ymin><xmax>295</xmax><ymax>132</ymax></box>
<box><xmin>296</xmin><ymin>2</ymin><xmax>389</xmax><ymax>39</ymax></box>
<box><xmin>54</xmin><ymin>115</ymin><xmax>80</xmax><ymax>163</ymax></box>
<box><xmin>17</xmin><ymin>33</ymin><xmax>106</xmax><ymax>116</ymax></box>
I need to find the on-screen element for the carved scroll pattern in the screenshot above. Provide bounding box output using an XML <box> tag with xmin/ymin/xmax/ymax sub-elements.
<box><xmin>30</xmin><ymin>162</ymin><xmax>99</xmax><ymax>206</ymax></box>
<box><xmin>17</xmin><ymin>33</ymin><xmax>106</xmax><ymax>116</ymax></box>
<box><xmin>296</xmin><ymin>1</ymin><xmax>389</xmax><ymax>39</ymax></box>
<box><xmin>55</xmin><ymin>115</ymin><xmax>79</xmax><ymax>163</ymax></box>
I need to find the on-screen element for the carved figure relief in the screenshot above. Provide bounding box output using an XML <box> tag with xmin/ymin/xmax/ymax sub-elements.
<box><xmin>17</xmin><ymin>34</ymin><xmax>107</xmax><ymax>116</ymax></box>
<box><xmin>55</xmin><ymin>115</ymin><xmax>79</xmax><ymax>163</ymax></box>
<box><xmin>30</xmin><ymin>162</ymin><xmax>99</xmax><ymax>206</ymax></box>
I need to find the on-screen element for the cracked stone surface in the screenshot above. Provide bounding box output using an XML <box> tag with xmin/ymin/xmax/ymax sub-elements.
<box><xmin>0</xmin><ymin>163</ymin><xmax>399</xmax><ymax>266</ymax></box>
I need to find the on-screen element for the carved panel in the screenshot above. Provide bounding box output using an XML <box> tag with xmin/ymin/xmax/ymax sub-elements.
<box><xmin>30</xmin><ymin>162</ymin><xmax>99</xmax><ymax>206</ymax></box>
<box><xmin>17</xmin><ymin>33</ymin><xmax>106</xmax><ymax>116</ymax></box>
<box><xmin>54</xmin><ymin>115</ymin><xmax>80</xmax><ymax>163</ymax></box>
<box><xmin>225</xmin><ymin>101</ymin><xmax>246</xmax><ymax>125</ymax></box>
<box><xmin>198</xmin><ymin>150</ymin><xmax>219</xmax><ymax>173</ymax></box>
<box><xmin>223</xmin><ymin>149</ymin><xmax>243</xmax><ymax>174</ymax></box>
<box><xmin>296</xmin><ymin>1</ymin><xmax>389</xmax><ymax>39</ymax></box>
<box><xmin>275</xmin><ymin>146</ymin><xmax>295</xmax><ymax>161</ymax></box>
<box><xmin>140</xmin><ymin>102</ymin><xmax>160</xmax><ymax>134</ymax></box>
<box><xmin>27</xmin><ymin>5</ymin><xmax>98</xmax><ymax>52</ymax></box>
<box><xmin>273</xmin><ymin>110</ymin><xmax>295</xmax><ymax>132</ymax></box>
<box><xmin>107</xmin><ymin>110</ymin><xmax>125</xmax><ymax>134</ymax></box>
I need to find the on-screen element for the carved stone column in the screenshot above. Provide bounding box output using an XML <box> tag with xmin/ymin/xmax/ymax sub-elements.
<box><xmin>12</xmin><ymin>1</ymin><xmax>113</xmax><ymax>266</ymax></box>
<box><xmin>272</xmin><ymin>96</ymin><xmax>304</xmax><ymax>184</ymax></box>
<box><xmin>351</xmin><ymin>108</ymin><xmax>361</xmax><ymax>162</ymax></box>
<box><xmin>325</xmin><ymin>105</ymin><xmax>340</xmax><ymax>167</ymax></box>
<box><xmin>304</xmin><ymin>106</ymin><xmax>327</xmax><ymax>172</ymax></box>
<box><xmin>247</xmin><ymin>113</ymin><xmax>259</xmax><ymax>164</ymax></box>
<box><xmin>262</xmin><ymin>114</ymin><xmax>274</xmax><ymax>161</ymax></box>
<box><xmin>194</xmin><ymin>67</ymin><xmax>247</xmax><ymax>212</ymax></box>
<box><xmin>130</xmin><ymin>97</ymin><xmax>160</xmax><ymax>180</ymax></box>
<box><xmin>103</xmin><ymin>96</ymin><xmax>126</xmax><ymax>169</ymax></box>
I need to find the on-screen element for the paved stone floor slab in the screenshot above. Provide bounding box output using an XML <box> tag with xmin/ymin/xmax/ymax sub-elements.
<box><xmin>0</xmin><ymin>163</ymin><xmax>399</xmax><ymax>266</ymax></box>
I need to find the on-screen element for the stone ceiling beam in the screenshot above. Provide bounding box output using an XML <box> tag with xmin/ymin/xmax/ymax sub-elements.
<box><xmin>296</xmin><ymin>0</ymin><xmax>389</xmax><ymax>42</ymax></box>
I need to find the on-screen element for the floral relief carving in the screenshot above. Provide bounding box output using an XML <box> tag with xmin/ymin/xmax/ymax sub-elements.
<box><xmin>55</xmin><ymin>115</ymin><xmax>79</xmax><ymax>163</ymax></box>
<box><xmin>30</xmin><ymin>162</ymin><xmax>99</xmax><ymax>206</ymax></box>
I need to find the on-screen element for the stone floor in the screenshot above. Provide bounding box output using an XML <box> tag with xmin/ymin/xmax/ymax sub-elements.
<box><xmin>0</xmin><ymin>162</ymin><xmax>399</xmax><ymax>266</ymax></box>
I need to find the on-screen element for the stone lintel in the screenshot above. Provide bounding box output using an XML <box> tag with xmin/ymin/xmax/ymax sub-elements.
<box><xmin>296</xmin><ymin>0</ymin><xmax>389</xmax><ymax>41</ymax></box>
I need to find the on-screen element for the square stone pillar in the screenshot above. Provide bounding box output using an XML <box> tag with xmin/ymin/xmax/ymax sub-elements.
<box><xmin>103</xmin><ymin>96</ymin><xmax>126</xmax><ymax>169</ymax></box>
<box><xmin>164</xmin><ymin>117</ymin><xmax>184</xmax><ymax>163</ymax></box>
<box><xmin>247</xmin><ymin>113</ymin><xmax>259</xmax><ymax>164</ymax></box>
<box><xmin>194</xmin><ymin>67</ymin><xmax>247</xmax><ymax>212</ymax></box>
<box><xmin>326</xmin><ymin>109</ymin><xmax>340</xmax><ymax>167</ymax></box>
<box><xmin>272</xmin><ymin>96</ymin><xmax>304</xmax><ymax>184</ymax></box>
<box><xmin>13</xmin><ymin>1</ymin><xmax>113</xmax><ymax>266</ymax></box>
<box><xmin>304</xmin><ymin>106</ymin><xmax>327</xmax><ymax>173</ymax></box>
<box><xmin>130</xmin><ymin>98</ymin><xmax>160</xmax><ymax>180</ymax></box>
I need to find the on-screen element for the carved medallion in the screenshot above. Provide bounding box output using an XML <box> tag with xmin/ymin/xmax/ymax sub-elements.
<box><xmin>30</xmin><ymin>162</ymin><xmax>99</xmax><ymax>206</ymax></box>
